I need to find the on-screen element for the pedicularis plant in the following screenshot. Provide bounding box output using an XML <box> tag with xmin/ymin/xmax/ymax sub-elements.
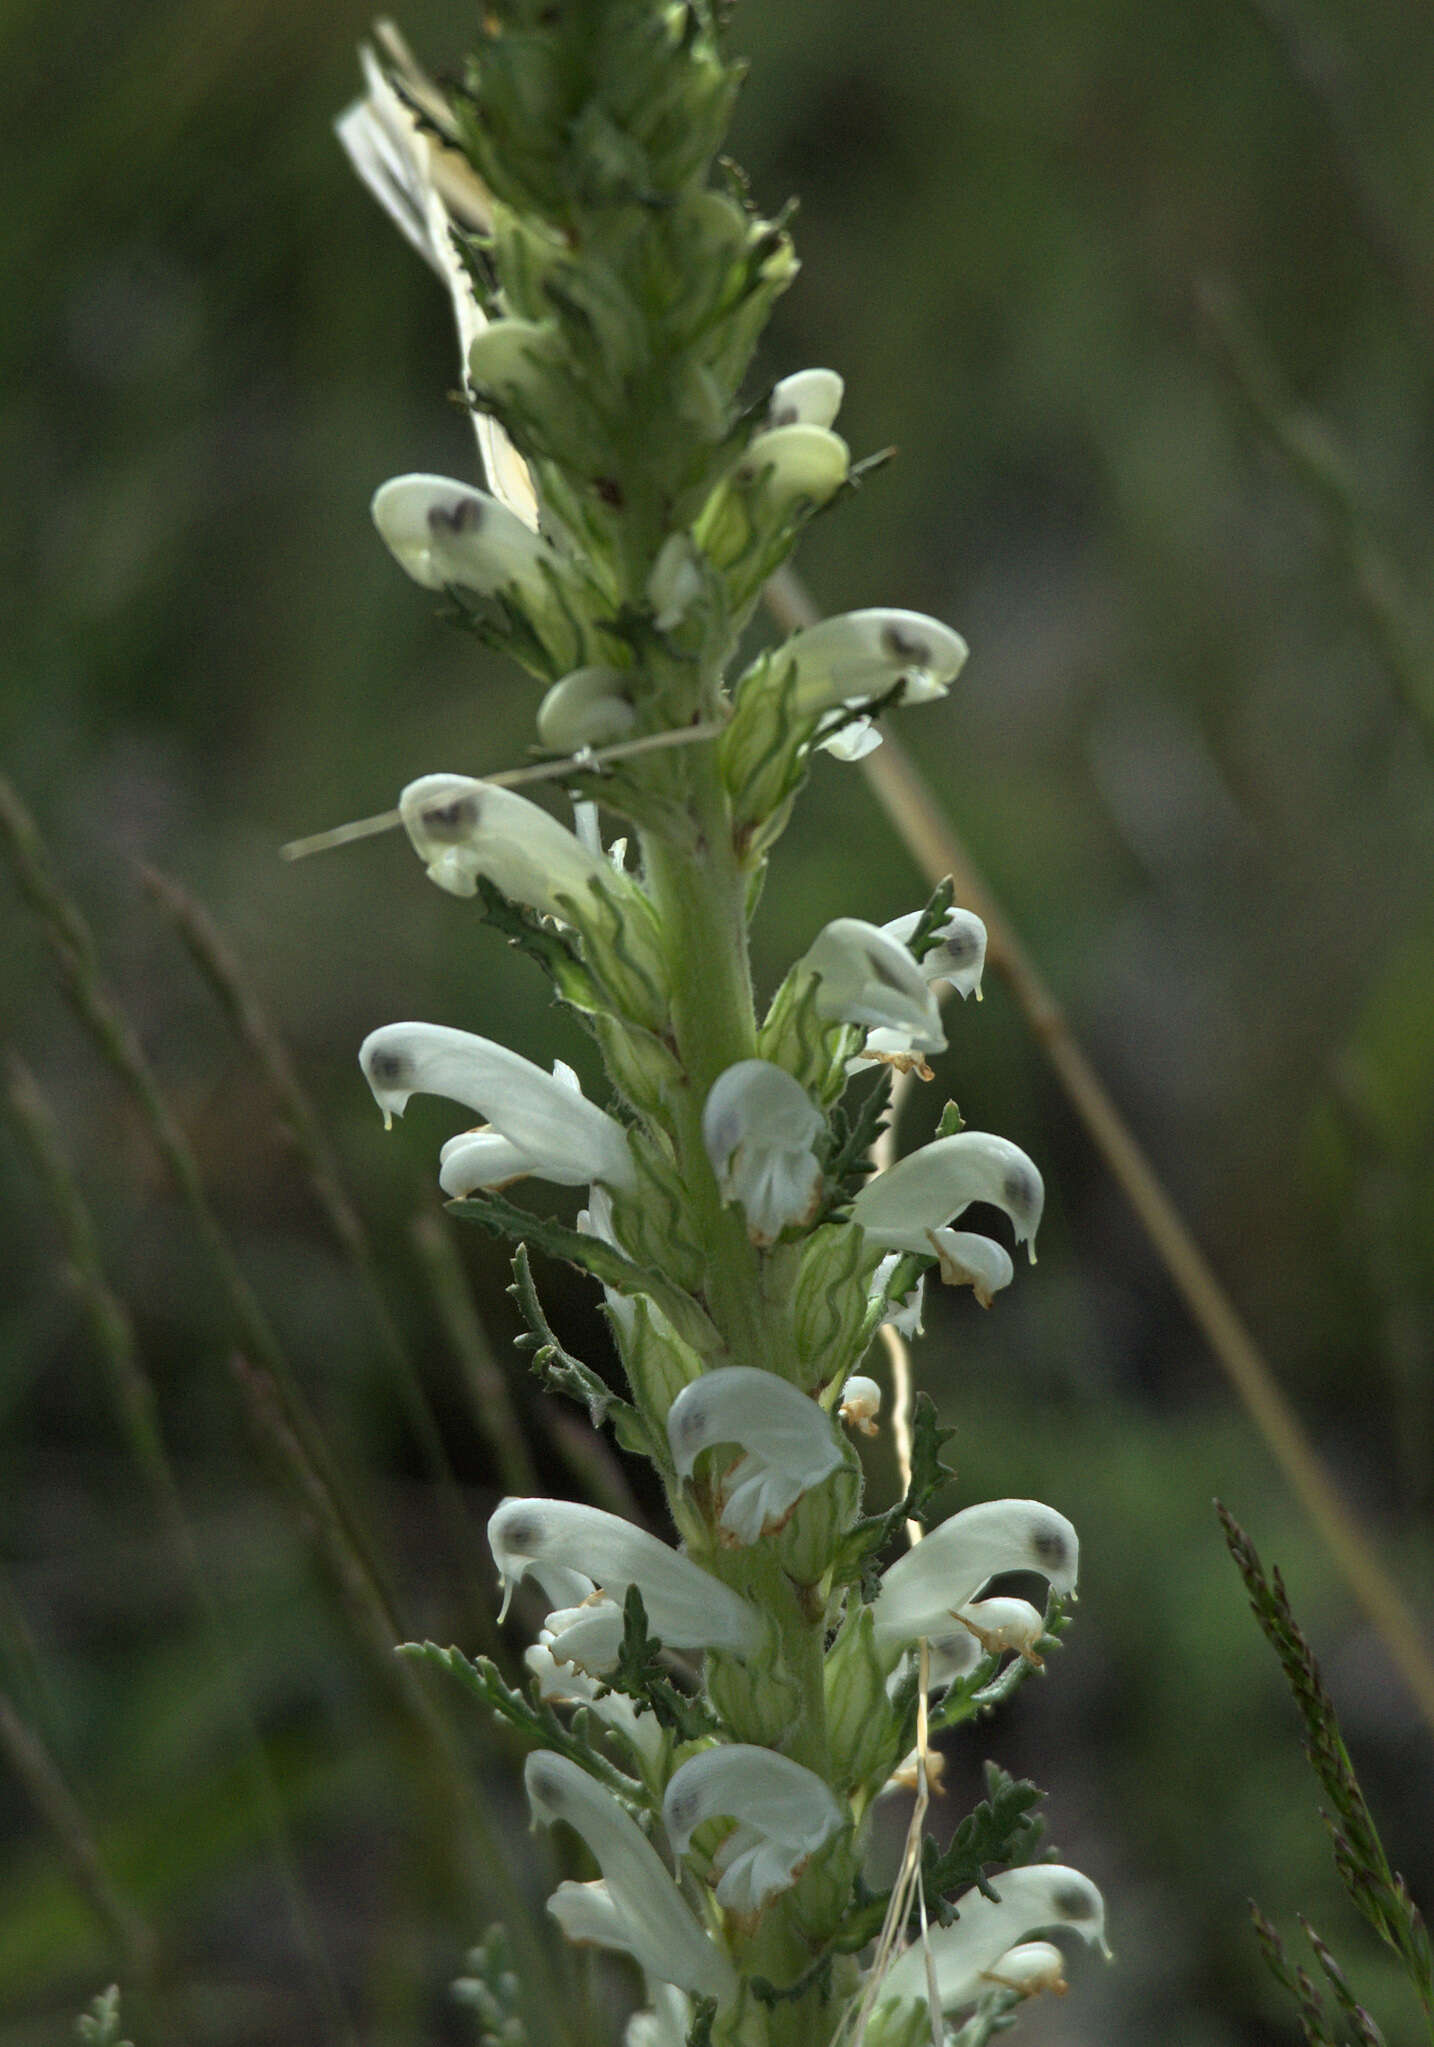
<box><xmin>337</xmin><ymin>7</ymin><xmax>1108</xmax><ymax>2044</ymax></box>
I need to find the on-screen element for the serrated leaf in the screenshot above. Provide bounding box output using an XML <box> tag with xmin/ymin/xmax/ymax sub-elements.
<box><xmin>507</xmin><ymin>1245</ymin><xmax>657</xmax><ymax>1457</ymax></box>
<box><xmin>597</xmin><ymin>1585</ymin><xmax>721</xmax><ymax>1741</ymax></box>
<box><xmin>832</xmin><ymin>1392</ymin><xmax>956</xmax><ymax>1593</ymax></box>
<box><xmin>921</xmin><ymin>1766</ymin><xmax>1047</xmax><ymax>1920</ymax></box>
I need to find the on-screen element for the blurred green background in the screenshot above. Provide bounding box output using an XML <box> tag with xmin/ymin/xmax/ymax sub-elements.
<box><xmin>2</xmin><ymin>0</ymin><xmax>1433</xmax><ymax>2042</ymax></box>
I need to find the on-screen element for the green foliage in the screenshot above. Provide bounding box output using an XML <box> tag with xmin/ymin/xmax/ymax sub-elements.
<box><xmin>454</xmin><ymin>1925</ymin><xmax>530</xmax><ymax>2047</ymax></box>
<box><xmin>506</xmin><ymin>1243</ymin><xmax>657</xmax><ymax>1458</ymax></box>
<box><xmin>605</xmin><ymin>1585</ymin><xmax>722</xmax><ymax>1741</ymax></box>
<box><xmin>75</xmin><ymin>1989</ymin><xmax>132</xmax><ymax>2047</ymax></box>
<box><xmin>832</xmin><ymin>1393</ymin><xmax>958</xmax><ymax>1596</ymax></box>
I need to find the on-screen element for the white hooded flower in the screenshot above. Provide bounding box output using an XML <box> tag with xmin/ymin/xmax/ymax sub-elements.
<box><xmin>667</xmin><ymin>1368</ymin><xmax>844</xmax><ymax>1544</ymax></box>
<box><xmin>780</xmin><ymin>608</ymin><xmax>968</xmax><ymax>721</ymax></box>
<box><xmin>877</xmin><ymin>1865</ymin><xmax>1107</xmax><ymax>2014</ymax></box>
<box><xmin>359</xmin><ymin>1022</ymin><xmax>635</xmax><ymax>1192</ymax></box>
<box><xmin>536</xmin><ymin>668</ymin><xmax>637</xmax><ymax>751</ymax></box>
<box><xmin>767</xmin><ymin>368</ymin><xmax>844</xmax><ymax>431</ymax></box>
<box><xmin>873</xmin><ymin>1498</ymin><xmax>1078</xmax><ymax>1663</ymax></box>
<box><xmin>733</xmin><ymin>423</ymin><xmax>849</xmax><ymax>511</ymax></box>
<box><xmin>526</xmin><ymin>1752</ymin><xmax>736</xmax><ymax>2004</ymax></box>
<box><xmin>701</xmin><ymin>1061</ymin><xmax>824</xmax><ymax>1245</ymax></box>
<box><xmin>797</xmin><ymin>918</ymin><xmax>946</xmax><ymax>1054</ymax></box>
<box><xmin>399</xmin><ymin>772</ymin><xmax>614</xmax><ymax>912</ymax></box>
<box><xmin>663</xmin><ymin>1746</ymin><xmax>845</xmax><ymax>1916</ymax></box>
<box><xmin>489</xmin><ymin>1498</ymin><xmax>767</xmax><ymax>1666</ymax></box>
<box><xmin>851</xmin><ymin>1132</ymin><xmax>1044</xmax><ymax>1263</ymax></box>
<box><xmin>882</xmin><ymin>906</ymin><xmax>988</xmax><ymax>1002</ymax></box>
<box><xmin>371</xmin><ymin>474</ymin><xmax>551</xmax><ymax>597</ymax></box>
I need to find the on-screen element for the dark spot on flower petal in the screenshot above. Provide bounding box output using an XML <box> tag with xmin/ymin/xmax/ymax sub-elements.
<box><xmin>1052</xmin><ymin>1881</ymin><xmax>1095</xmax><ymax>1921</ymax></box>
<box><xmin>881</xmin><ymin>624</ymin><xmax>930</xmax><ymax>667</ymax></box>
<box><xmin>1003</xmin><ymin>1166</ymin><xmax>1037</xmax><ymax>1215</ymax></box>
<box><xmin>420</xmin><ymin>794</ymin><xmax>480</xmax><ymax>839</ymax></box>
<box><xmin>501</xmin><ymin>1513</ymin><xmax>541</xmax><ymax>1553</ymax></box>
<box><xmin>1032</xmin><ymin>1523</ymin><xmax>1069</xmax><ymax>1569</ymax></box>
<box><xmin>368</xmin><ymin>1050</ymin><xmax>409</xmax><ymax>1085</ymax></box>
<box><xmin>429</xmin><ymin>496</ymin><xmax>483</xmax><ymax>536</ymax></box>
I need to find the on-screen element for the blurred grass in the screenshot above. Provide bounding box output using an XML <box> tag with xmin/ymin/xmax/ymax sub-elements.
<box><xmin>3</xmin><ymin>0</ymin><xmax>1434</xmax><ymax>2042</ymax></box>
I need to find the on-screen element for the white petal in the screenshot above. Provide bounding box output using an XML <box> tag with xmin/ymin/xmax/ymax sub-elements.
<box><xmin>768</xmin><ymin>369</ymin><xmax>844</xmax><ymax>431</ymax></box>
<box><xmin>371</xmin><ymin>474</ymin><xmax>549</xmax><ymax>595</ymax></box>
<box><xmin>735</xmin><ymin>424</ymin><xmax>849</xmax><ymax>508</ymax></box>
<box><xmin>701</xmin><ymin>1061</ymin><xmax>824</xmax><ymax>1245</ymax></box>
<box><xmin>882</xmin><ymin>907</ymin><xmax>988</xmax><ymax>1000</ymax></box>
<box><xmin>873</xmin><ymin>1498</ymin><xmax>1078</xmax><ymax>1659</ymax></box>
<box><xmin>980</xmin><ymin>1940</ymin><xmax>1069</xmax><ymax>1998</ymax></box>
<box><xmin>878</xmin><ymin>1865</ymin><xmax>1106</xmax><ymax>2012</ymax></box>
<box><xmin>489</xmin><ymin>1498</ymin><xmax>767</xmax><ymax>1662</ymax></box>
<box><xmin>817</xmin><ymin>715</ymin><xmax>885</xmax><ymax>761</ymax></box>
<box><xmin>667</xmin><ymin>1369</ymin><xmax>843</xmax><ymax>1543</ymax></box>
<box><xmin>625</xmin><ymin>1986</ymin><xmax>692</xmax><ymax>2047</ymax></box>
<box><xmin>839</xmin><ymin>1375</ymin><xmax>882</xmax><ymax>1434</ymax></box>
<box><xmin>852</xmin><ymin>1133</ymin><xmax>1044</xmax><ymax>1262</ymax></box>
<box><xmin>799</xmin><ymin>919</ymin><xmax>946</xmax><ymax>1051</ymax></box>
<box><xmin>536</xmin><ymin>668</ymin><xmax>637</xmax><ymax>751</ymax></box>
<box><xmin>359</xmin><ymin>1022</ymin><xmax>634</xmax><ymax>1191</ymax></box>
<box><xmin>783</xmin><ymin>608</ymin><xmax>968</xmax><ymax>719</ymax></box>
<box><xmin>929</xmin><ymin>1230</ymin><xmax>1014</xmax><ymax>1307</ymax></box>
<box><xmin>527</xmin><ymin>1753</ymin><xmax>736</xmax><ymax>2003</ymax></box>
<box><xmin>399</xmin><ymin>773</ymin><xmax>612</xmax><ymax>918</ymax></box>
<box><xmin>664</xmin><ymin>1746</ymin><xmax>844</xmax><ymax>1912</ymax></box>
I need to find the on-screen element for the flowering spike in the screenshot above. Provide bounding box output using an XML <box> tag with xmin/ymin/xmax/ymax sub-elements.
<box><xmin>701</xmin><ymin>1060</ymin><xmax>824</xmax><ymax>1245</ymax></box>
<box><xmin>489</xmin><ymin>1498</ymin><xmax>767</xmax><ymax>1665</ymax></box>
<box><xmin>878</xmin><ymin>1864</ymin><xmax>1107</xmax><ymax>2014</ymax></box>
<box><xmin>525</xmin><ymin>1752</ymin><xmax>737</xmax><ymax>2003</ymax></box>
<box><xmin>398</xmin><ymin>772</ymin><xmax>613</xmax><ymax>912</ymax></box>
<box><xmin>667</xmin><ymin>1368</ymin><xmax>844</xmax><ymax>1544</ymax></box>
<box><xmin>663</xmin><ymin>1745</ymin><xmax>845</xmax><ymax>1915</ymax></box>
<box><xmin>359</xmin><ymin>1022</ymin><xmax>634</xmax><ymax>1191</ymax></box>
<box><xmin>798</xmin><ymin>918</ymin><xmax>946</xmax><ymax>1052</ymax></box>
<box><xmin>371</xmin><ymin>473</ymin><xmax>550</xmax><ymax>596</ymax></box>
<box><xmin>851</xmin><ymin>1131</ymin><xmax>1044</xmax><ymax>1262</ymax></box>
<box><xmin>873</xmin><ymin>1497</ymin><xmax>1078</xmax><ymax>1661</ymax></box>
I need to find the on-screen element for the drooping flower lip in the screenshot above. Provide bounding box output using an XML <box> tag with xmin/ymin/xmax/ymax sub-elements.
<box><xmin>701</xmin><ymin>1060</ymin><xmax>825</xmax><ymax>1246</ymax></box>
<box><xmin>663</xmin><ymin>1745</ymin><xmax>845</xmax><ymax>1915</ymax></box>
<box><xmin>526</xmin><ymin>1751</ymin><xmax>737</xmax><ymax>2004</ymax></box>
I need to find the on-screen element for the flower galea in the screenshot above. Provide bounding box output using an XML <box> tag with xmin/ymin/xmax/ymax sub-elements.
<box><xmin>701</xmin><ymin>1059</ymin><xmax>824</xmax><ymax>1244</ymax></box>
<box><xmin>873</xmin><ymin>1496</ymin><xmax>1079</xmax><ymax>1665</ymax></box>
<box><xmin>852</xmin><ymin>1130</ymin><xmax>1044</xmax><ymax>1264</ymax></box>
<box><xmin>398</xmin><ymin>771</ymin><xmax>614</xmax><ymax>913</ymax></box>
<box><xmin>876</xmin><ymin>1865</ymin><xmax>1108</xmax><ymax>2018</ymax></box>
<box><xmin>663</xmin><ymin>1745</ymin><xmax>844</xmax><ymax>1915</ymax></box>
<box><xmin>667</xmin><ymin>1367</ymin><xmax>845</xmax><ymax>1543</ymax></box>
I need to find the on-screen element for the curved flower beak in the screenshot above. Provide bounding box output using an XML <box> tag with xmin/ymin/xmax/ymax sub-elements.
<box><xmin>877</xmin><ymin>1864</ymin><xmax>1107</xmax><ymax>2014</ymax></box>
<box><xmin>360</xmin><ymin>1022</ymin><xmax>635</xmax><ymax>1193</ymax></box>
<box><xmin>701</xmin><ymin>1060</ymin><xmax>824</xmax><ymax>1246</ymax></box>
<box><xmin>489</xmin><ymin>1497</ymin><xmax>767</xmax><ymax>1665</ymax></box>
<box><xmin>663</xmin><ymin>1745</ymin><xmax>845</xmax><ymax>1916</ymax></box>
<box><xmin>667</xmin><ymin>1367</ymin><xmax>844</xmax><ymax>1544</ymax></box>
<box><xmin>371</xmin><ymin>473</ymin><xmax>550</xmax><ymax>597</ymax></box>
<box><xmin>526</xmin><ymin>1752</ymin><xmax>737</xmax><ymax>2004</ymax></box>
<box><xmin>851</xmin><ymin>1131</ymin><xmax>1044</xmax><ymax>1264</ymax></box>
<box><xmin>398</xmin><ymin>772</ymin><xmax>613</xmax><ymax>914</ymax></box>
<box><xmin>767</xmin><ymin>368</ymin><xmax>844</xmax><ymax>431</ymax></box>
<box><xmin>873</xmin><ymin>1497</ymin><xmax>1078</xmax><ymax>1663</ymax></box>
<box><xmin>798</xmin><ymin>918</ymin><xmax>946</xmax><ymax>1053</ymax></box>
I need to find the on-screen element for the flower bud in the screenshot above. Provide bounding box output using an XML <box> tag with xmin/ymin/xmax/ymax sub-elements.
<box><xmin>398</xmin><ymin>772</ymin><xmax>613</xmax><ymax>912</ymax></box>
<box><xmin>873</xmin><ymin>1498</ymin><xmax>1078</xmax><ymax>1664</ymax></box>
<box><xmin>360</xmin><ymin>1022</ymin><xmax>634</xmax><ymax>1191</ymax></box>
<box><xmin>781</xmin><ymin>608</ymin><xmax>968</xmax><ymax>720</ymax></box>
<box><xmin>768</xmin><ymin>368</ymin><xmax>844</xmax><ymax>431</ymax></box>
<box><xmin>371</xmin><ymin>473</ymin><xmax>550</xmax><ymax>598</ymax></box>
<box><xmin>535</xmin><ymin>667</ymin><xmax>637</xmax><ymax>751</ymax></box>
<box><xmin>798</xmin><ymin>918</ymin><xmax>946</xmax><ymax>1052</ymax></box>
<box><xmin>663</xmin><ymin>1745</ymin><xmax>844</xmax><ymax>1915</ymax></box>
<box><xmin>851</xmin><ymin>1132</ymin><xmax>1044</xmax><ymax>1263</ymax></box>
<box><xmin>733</xmin><ymin>423</ymin><xmax>849</xmax><ymax>511</ymax></box>
<box><xmin>526</xmin><ymin>1752</ymin><xmax>736</xmax><ymax>2004</ymax></box>
<box><xmin>667</xmin><ymin>1367</ymin><xmax>844</xmax><ymax>1544</ymax></box>
<box><xmin>701</xmin><ymin>1060</ymin><xmax>824</xmax><ymax>1245</ymax></box>
<box><xmin>489</xmin><ymin>1498</ymin><xmax>767</xmax><ymax>1665</ymax></box>
<box><xmin>877</xmin><ymin>1864</ymin><xmax>1107</xmax><ymax>2014</ymax></box>
<box><xmin>838</xmin><ymin>1375</ymin><xmax>882</xmax><ymax>1436</ymax></box>
<box><xmin>981</xmin><ymin>1940</ymin><xmax>1070</xmax><ymax>1999</ymax></box>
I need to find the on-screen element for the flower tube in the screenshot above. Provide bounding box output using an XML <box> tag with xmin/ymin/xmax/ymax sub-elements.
<box><xmin>873</xmin><ymin>1497</ymin><xmax>1078</xmax><ymax>1663</ymax></box>
<box><xmin>398</xmin><ymin>772</ymin><xmax>613</xmax><ymax>911</ymax></box>
<box><xmin>663</xmin><ymin>1745</ymin><xmax>845</xmax><ymax>1915</ymax></box>
<box><xmin>359</xmin><ymin>1023</ymin><xmax>635</xmax><ymax>1192</ymax></box>
<box><xmin>798</xmin><ymin>918</ymin><xmax>945</xmax><ymax>1053</ymax></box>
<box><xmin>701</xmin><ymin>1060</ymin><xmax>824</xmax><ymax>1245</ymax></box>
<box><xmin>526</xmin><ymin>1752</ymin><xmax>737</xmax><ymax>2004</ymax></box>
<box><xmin>876</xmin><ymin>1865</ymin><xmax>1107</xmax><ymax>2015</ymax></box>
<box><xmin>667</xmin><ymin>1368</ymin><xmax>844</xmax><ymax>1544</ymax></box>
<box><xmin>489</xmin><ymin>1498</ymin><xmax>767</xmax><ymax>1662</ymax></box>
<box><xmin>371</xmin><ymin>473</ymin><xmax>551</xmax><ymax>597</ymax></box>
<box><xmin>851</xmin><ymin>1132</ymin><xmax>1044</xmax><ymax>1262</ymax></box>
